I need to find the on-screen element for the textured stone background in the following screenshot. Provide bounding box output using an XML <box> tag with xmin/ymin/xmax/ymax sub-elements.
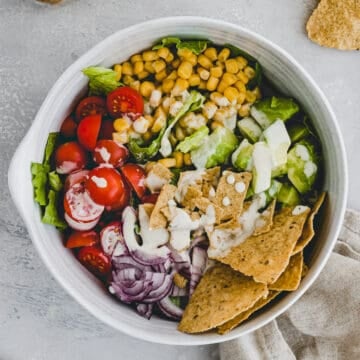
<box><xmin>1</xmin><ymin>0</ymin><xmax>359</xmax><ymax>359</ymax></box>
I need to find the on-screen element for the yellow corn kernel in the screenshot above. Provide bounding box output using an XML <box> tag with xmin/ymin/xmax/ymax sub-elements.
<box><xmin>198</xmin><ymin>67</ymin><xmax>210</xmax><ymax>81</ymax></box>
<box><xmin>244</xmin><ymin>66</ymin><xmax>256</xmax><ymax>79</ymax></box>
<box><xmin>166</xmin><ymin>70</ymin><xmax>177</xmax><ymax>80</ymax></box>
<box><xmin>162</xmin><ymin>79</ymin><xmax>175</xmax><ymax>93</ymax></box>
<box><xmin>151</xmin><ymin>108</ymin><xmax>166</xmax><ymax>133</ymax></box>
<box><xmin>177</xmin><ymin>48</ymin><xmax>193</xmax><ymax>59</ymax></box>
<box><xmin>145</xmin><ymin>161</ymin><xmax>156</xmax><ymax>173</ymax></box>
<box><xmin>161</xmin><ymin>97</ymin><xmax>172</xmax><ymax>113</ymax></box>
<box><xmin>178</xmin><ymin>61</ymin><xmax>193</xmax><ymax>80</ymax></box>
<box><xmin>122</xmin><ymin>61</ymin><xmax>133</xmax><ymax>76</ymax></box>
<box><xmin>144</xmin><ymin>114</ymin><xmax>155</xmax><ymax>127</ymax></box>
<box><xmin>130</xmin><ymin>80</ymin><xmax>140</xmax><ymax>92</ymax></box>
<box><xmin>171</xmin><ymin>58</ymin><xmax>181</xmax><ymax>69</ymax></box>
<box><xmin>202</xmin><ymin>101</ymin><xmax>218</xmax><ymax>119</ymax></box>
<box><xmin>149</xmin><ymin>89</ymin><xmax>162</xmax><ymax>108</ymax></box>
<box><xmin>165</xmin><ymin>52</ymin><xmax>174</xmax><ymax>63</ymax></box>
<box><xmin>113</xmin><ymin>117</ymin><xmax>131</xmax><ymax>132</ymax></box>
<box><xmin>210</xmin><ymin>66</ymin><xmax>223</xmax><ymax>78</ymax></box>
<box><xmin>158</xmin><ymin>158</ymin><xmax>176</xmax><ymax>168</ymax></box>
<box><xmin>238</xmin><ymin>103</ymin><xmax>251</xmax><ymax>117</ymax></box>
<box><xmin>206</xmin><ymin>76</ymin><xmax>219</xmax><ymax>91</ymax></box>
<box><xmin>152</xmin><ymin>59</ymin><xmax>166</xmax><ymax>73</ymax></box>
<box><xmin>197</xmin><ymin>54</ymin><xmax>212</xmax><ymax>69</ymax></box>
<box><xmin>217</xmin><ymin>80</ymin><xmax>228</xmax><ymax>94</ymax></box>
<box><xmin>236</xmin><ymin>70</ymin><xmax>249</xmax><ymax>84</ymax></box>
<box><xmin>114</xmin><ymin>64</ymin><xmax>122</xmax><ymax>81</ymax></box>
<box><xmin>204</xmin><ymin>47</ymin><xmax>217</xmax><ymax>61</ymax></box>
<box><xmin>112</xmin><ymin>131</ymin><xmax>129</xmax><ymax>144</ymax></box>
<box><xmin>187</xmin><ymin>53</ymin><xmax>198</xmax><ymax>66</ymax></box>
<box><xmin>178</xmin><ymin>112</ymin><xmax>193</xmax><ymax>127</ymax></box>
<box><xmin>172</xmin><ymin>78</ymin><xmax>189</xmax><ymax>96</ymax></box>
<box><xmin>142</xmin><ymin>131</ymin><xmax>152</xmax><ymax>142</ymax></box>
<box><xmin>236</xmin><ymin>56</ymin><xmax>248</xmax><ymax>70</ymax></box>
<box><xmin>198</xmin><ymin>79</ymin><xmax>207</xmax><ymax>90</ymax></box>
<box><xmin>237</xmin><ymin>92</ymin><xmax>246</xmax><ymax>105</ymax></box>
<box><xmin>183</xmin><ymin>152</ymin><xmax>192</xmax><ymax>166</ymax></box>
<box><xmin>155</xmin><ymin>69</ymin><xmax>167</xmax><ymax>82</ymax></box>
<box><xmin>123</xmin><ymin>75</ymin><xmax>134</xmax><ymax>85</ymax></box>
<box><xmin>188</xmin><ymin>73</ymin><xmax>201</xmax><ymax>87</ymax></box>
<box><xmin>173</xmin><ymin>152</ymin><xmax>184</xmax><ymax>169</ymax></box>
<box><xmin>253</xmin><ymin>86</ymin><xmax>262</xmax><ymax>100</ymax></box>
<box><xmin>132</xmin><ymin>116</ymin><xmax>150</xmax><ymax>134</ymax></box>
<box><xmin>215</xmin><ymin>60</ymin><xmax>225</xmax><ymax>69</ymax></box>
<box><xmin>137</xmin><ymin>71</ymin><xmax>150</xmax><ymax>80</ymax></box>
<box><xmin>169</xmin><ymin>133</ymin><xmax>178</xmax><ymax>147</ymax></box>
<box><xmin>173</xmin><ymin>272</ymin><xmax>187</xmax><ymax>288</ymax></box>
<box><xmin>133</xmin><ymin>61</ymin><xmax>144</xmax><ymax>75</ymax></box>
<box><xmin>175</xmin><ymin>125</ymin><xmax>186</xmax><ymax>141</ymax></box>
<box><xmin>213</xmin><ymin>108</ymin><xmax>232</xmax><ymax>123</ymax></box>
<box><xmin>130</xmin><ymin>54</ymin><xmax>143</xmax><ymax>63</ymax></box>
<box><xmin>218</xmin><ymin>48</ymin><xmax>231</xmax><ymax>62</ymax></box>
<box><xmin>157</xmin><ymin>47</ymin><xmax>170</xmax><ymax>60</ymax></box>
<box><xmin>245</xmin><ymin>90</ymin><xmax>257</xmax><ymax>104</ymax></box>
<box><xmin>222</xmin><ymin>72</ymin><xmax>238</xmax><ymax>86</ymax></box>
<box><xmin>142</xmin><ymin>50</ymin><xmax>158</xmax><ymax>62</ymax></box>
<box><xmin>210</xmin><ymin>120</ymin><xmax>224</xmax><ymax>130</ymax></box>
<box><xmin>140</xmin><ymin>81</ymin><xmax>155</xmax><ymax>98</ymax></box>
<box><xmin>224</xmin><ymin>86</ymin><xmax>240</xmax><ymax>103</ymax></box>
<box><xmin>144</xmin><ymin>61</ymin><xmax>155</xmax><ymax>74</ymax></box>
<box><xmin>210</xmin><ymin>92</ymin><xmax>230</xmax><ymax>107</ymax></box>
<box><xmin>225</xmin><ymin>58</ymin><xmax>239</xmax><ymax>74</ymax></box>
<box><xmin>234</xmin><ymin>80</ymin><xmax>246</xmax><ymax>94</ymax></box>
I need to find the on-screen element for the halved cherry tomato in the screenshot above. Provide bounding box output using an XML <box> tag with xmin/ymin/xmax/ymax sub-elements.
<box><xmin>106</xmin><ymin>178</ymin><xmax>131</xmax><ymax>212</ymax></box>
<box><xmin>98</xmin><ymin>119</ymin><xmax>115</xmax><ymax>140</ymax></box>
<box><xmin>141</xmin><ymin>193</ymin><xmax>159</xmax><ymax>204</ymax></box>
<box><xmin>92</xmin><ymin>139</ymin><xmax>129</xmax><ymax>167</ymax></box>
<box><xmin>66</xmin><ymin>230</ymin><xmax>99</xmax><ymax>249</ymax></box>
<box><xmin>60</xmin><ymin>115</ymin><xmax>77</xmax><ymax>138</ymax></box>
<box><xmin>77</xmin><ymin>246</ymin><xmax>111</xmax><ymax>277</ymax></box>
<box><xmin>64</xmin><ymin>169</ymin><xmax>89</xmax><ymax>191</ymax></box>
<box><xmin>77</xmin><ymin>114</ymin><xmax>102</xmax><ymax>150</ymax></box>
<box><xmin>107</xmin><ymin>86</ymin><xmax>144</xmax><ymax>119</ymax></box>
<box><xmin>121</xmin><ymin>163</ymin><xmax>146</xmax><ymax>198</ymax></box>
<box><xmin>55</xmin><ymin>141</ymin><xmax>88</xmax><ymax>174</ymax></box>
<box><xmin>75</xmin><ymin>96</ymin><xmax>107</xmax><ymax>121</ymax></box>
<box><xmin>100</xmin><ymin>222</ymin><xmax>123</xmax><ymax>255</ymax></box>
<box><xmin>85</xmin><ymin>166</ymin><xmax>126</xmax><ymax>206</ymax></box>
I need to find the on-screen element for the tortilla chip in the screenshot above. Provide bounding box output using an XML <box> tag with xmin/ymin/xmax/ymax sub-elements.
<box><xmin>144</xmin><ymin>163</ymin><xmax>173</xmax><ymax>193</ymax></box>
<box><xmin>216</xmin><ymin>206</ymin><xmax>310</xmax><ymax>284</ymax></box>
<box><xmin>149</xmin><ymin>184</ymin><xmax>177</xmax><ymax>229</ymax></box>
<box><xmin>193</xmin><ymin>197</ymin><xmax>224</xmax><ymax>224</ymax></box>
<box><xmin>141</xmin><ymin>203</ymin><xmax>154</xmax><ymax>218</ymax></box>
<box><xmin>182</xmin><ymin>185</ymin><xmax>203</xmax><ymax>209</ymax></box>
<box><xmin>302</xmin><ymin>263</ymin><xmax>309</xmax><ymax>278</ymax></box>
<box><xmin>253</xmin><ymin>199</ymin><xmax>276</xmax><ymax>236</ymax></box>
<box><xmin>178</xmin><ymin>264</ymin><xmax>268</xmax><ymax>333</ymax></box>
<box><xmin>293</xmin><ymin>192</ymin><xmax>326</xmax><ymax>255</ymax></box>
<box><xmin>269</xmin><ymin>252</ymin><xmax>303</xmax><ymax>291</ymax></box>
<box><xmin>215</xmin><ymin>171</ymin><xmax>252</xmax><ymax>221</ymax></box>
<box><xmin>217</xmin><ymin>290</ymin><xmax>280</xmax><ymax>334</ymax></box>
<box><xmin>306</xmin><ymin>0</ymin><xmax>360</xmax><ymax>50</ymax></box>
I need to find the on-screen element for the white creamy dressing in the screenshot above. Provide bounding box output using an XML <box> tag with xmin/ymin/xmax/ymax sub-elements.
<box><xmin>235</xmin><ymin>181</ymin><xmax>246</xmax><ymax>193</ymax></box>
<box><xmin>292</xmin><ymin>205</ymin><xmax>310</xmax><ymax>215</ymax></box>
<box><xmin>222</xmin><ymin>196</ymin><xmax>231</xmax><ymax>206</ymax></box>
<box><xmin>208</xmin><ymin>187</ymin><xmax>216</xmax><ymax>197</ymax></box>
<box><xmin>199</xmin><ymin>205</ymin><xmax>216</xmax><ymax>232</ymax></box>
<box><xmin>175</xmin><ymin>169</ymin><xmax>205</xmax><ymax>203</ymax></box>
<box><xmin>56</xmin><ymin>161</ymin><xmax>78</xmax><ymax>174</ymax></box>
<box><xmin>144</xmin><ymin>172</ymin><xmax>167</xmax><ymax>193</ymax></box>
<box><xmin>95</xmin><ymin>146</ymin><xmax>111</xmax><ymax>163</ymax></box>
<box><xmin>226</xmin><ymin>174</ymin><xmax>235</xmax><ymax>184</ymax></box>
<box><xmin>208</xmin><ymin>194</ymin><xmax>267</xmax><ymax>258</ymax></box>
<box><xmin>295</xmin><ymin>144</ymin><xmax>310</xmax><ymax>161</ymax></box>
<box><xmin>91</xmin><ymin>176</ymin><xmax>108</xmax><ymax>188</ymax></box>
<box><xmin>304</xmin><ymin>161</ymin><xmax>317</xmax><ymax>178</ymax></box>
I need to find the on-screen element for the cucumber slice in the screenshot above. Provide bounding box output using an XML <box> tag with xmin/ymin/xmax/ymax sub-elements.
<box><xmin>252</xmin><ymin>141</ymin><xmax>272</xmax><ymax>194</ymax></box>
<box><xmin>231</xmin><ymin>139</ymin><xmax>254</xmax><ymax>171</ymax></box>
<box><xmin>237</xmin><ymin>117</ymin><xmax>262</xmax><ymax>143</ymax></box>
<box><xmin>277</xmin><ymin>183</ymin><xmax>300</xmax><ymax>206</ymax></box>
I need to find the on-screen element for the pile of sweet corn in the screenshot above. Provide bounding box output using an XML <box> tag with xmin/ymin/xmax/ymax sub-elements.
<box><xmin>112</xmin><ymin>45</ymin><xmax>262</xmax><ymax>168</ymax></box>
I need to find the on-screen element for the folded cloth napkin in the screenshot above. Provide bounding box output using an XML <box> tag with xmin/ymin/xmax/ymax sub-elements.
<box><xmin>220</xmin><ymin>209</ymin><xmax>360</xmax><ymax>360</ymax></box>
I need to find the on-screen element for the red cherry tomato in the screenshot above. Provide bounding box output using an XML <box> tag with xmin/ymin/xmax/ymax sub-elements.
<box><xmin>92</xmin><ymin>140</ymin><xmax>129</xmax><ymax>167</ymax></box>
<box><xmin>60</xmin><ymin>115</ymin><xmax>77</xmax><ymax>138</ymax></box>
<box><xmin>141</xmin><ymin>193</ymin><xmax>159</xmax><ymax>204</ymax></box>
<box><xmin>64</xmin><ymin>169</ymin><xmax>89</xmax><ymax>191</ymax></box>
<box><xmin>120</xmin><ymin>163</ymin><xmax>146</xmax><ymax>198</ymax></box>
<box><xmin>85</xmin><ymin>167</ymin><xmax>126</xmax><ymax>206</ymax></box>
<box><xmin>106</xmin><ymin>179</ymin><xmax>131</xmax><ymax>212</ymax></box>
<box><xmin>55</xmin><ymin>141</ymin><xmax>88</xmax><ymax>174</ymax></box>
<box><xmin>66</xmin><ymin>230</ymin><xmax>99</xmax><ymax>249</ymax></box>
<box><xmin>77</xmin><ymin>246</ymin><xmax>111</xmax><ymax>278</ymax></box>
<box><xmin>98</xmin><ymin>119</ymin><xmax>115</xmax><ymax>140</ymax></box>
<box><xmin>77</xmin><ymin>114</ymin><xmax>102</xmax><ymax>150</ymax></box>
<box><xmin>75</xmin><ymin>96</ymin><xmax>107</xmax><ymax>122</ymax></box>
<box><xmin>107</xmin><ymin>86</ymin><xmax>144</xmax><ymax>119</ymax></box>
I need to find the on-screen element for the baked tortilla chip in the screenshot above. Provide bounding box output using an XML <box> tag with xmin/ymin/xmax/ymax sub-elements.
<box><xmin>253</xmin><ymin>199</ymin><xmax>276</xmax><ymax>236</ymax></box>
<box><xmin>293</xmin><ymin>192</ymin><xmax>326</xmax><ymax>255</ymax></box>
<box><xmin>149</xmin><ymin>184</ymin><xmax>177</xmax><ymax>229</ymax></box>
<box><xmin>178</xmin><ymin>264</ymin><xmax>268</xmax><ymax>334</ymax></box>
<box><xmin>216</xmin><ymin>206</ymin><xmax>310</xmax><ymax>284</ymax></box>
<box><xmin>193</xmin><ymin>197</ymin><xmax>224</xmax><ymax>224</ymax></box>
<box><xmin>215</xmin><ymin>171</ymin><xmax>252</xmax><ymax>221</ymax></box>
<box><xmin>306</xmin><ymin>0</ymin><xmax>360</xmax><ymax>50</ymax></box>
<box><xmin>269</xmin><ymin>252</ymin><xmax>303</xmax><ymax>291</ymax></box>
<box><xmin>217</xmin><ymin>291</ymin><xmax>280</xmax><ymax>334</ymax></box>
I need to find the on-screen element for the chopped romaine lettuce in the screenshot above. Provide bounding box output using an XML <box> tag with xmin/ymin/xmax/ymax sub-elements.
<box><xmin>175</xmin><ymin>125</ymin><xmax>209</xmax><ymax>153</ymax></box>
<box><xmin>250</xmin><ymin>96</ymin><xmax>299</xmax><ymax>129</ymax></box>
<box><xmin>31</xmin><ymin>162</ymin><xmax>50</xmax><ymax>206</ymax></box>
<box><xmin>237</xmin><ymin>117</ymin><xmax>262</xmax><ymax>143</ymax></box>
<box><xmin>191</xmin><ymin>127</ymin><xmax>239</xmax><ymax>169</ymax></box>
<box><xmin>153</xmin><ymin>37</ymin><xmax>209</xmax><ymax>55</ymax></box>
<box><xmin>48</xmin><ymin>171</ymin><xmax>63</xmax><ymax>191</ymax></box>
<box><xmin>82</xmin><ymin>66</ymin><xmax>122</xmax><ymax>96</ymax></box>
<box><xmin>42</xmin><ymin>190</ymin><xmax>67</xmax><ymax>230</ymax></box>
<box><xmin>231</xmin><ymin>139</ymin><xmax>254</xmax><ymax>171</ymax></box>
<box><xmin>44</xmin><ymin>132</ymin><xmax>59</xmax><ymax>165</ymax></box>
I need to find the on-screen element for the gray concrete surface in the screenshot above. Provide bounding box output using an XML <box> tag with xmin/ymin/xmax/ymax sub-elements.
<box><xmin>1</xmin><ymin>0</ymin><xmax>359</xmax><ymax>359</ymax></box>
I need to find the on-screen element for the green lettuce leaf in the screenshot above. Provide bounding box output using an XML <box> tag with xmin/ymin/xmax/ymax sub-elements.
<box><xmin>44</xmin><ymin>132</ymin><xmax>59</xmax><ymax>165</ymax></box>
<box><xmin>31</xmin><ymin>162</ymin><xmax>50</xmax><ymax>206</ymax></box>
<box><xmin>175</xmin><ymin>125</ymin><xmax>209</xmax><ymax>153</ymax></box>
<box><xmin>42</xmin><ymin>190</ymin><xmax>67</xmax><ymax>230</ymax></box>
<box><xmin>82</xmin><ymin>66</ymin><xmax>122</xmax><ymax>95</ymax></box>
<box><xmin>152</xmin><ymin>37</ymin><xmax>209</xmax><ymax>55</ymax></box>
<box><xmin>48</xmin><ymin>171</ymin><xmax>63</xmax><ymax>191</ymax></box>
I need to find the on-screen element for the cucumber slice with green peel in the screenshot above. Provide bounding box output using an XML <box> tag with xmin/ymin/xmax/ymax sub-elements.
<box><xmin>237</xmin><ymin>117</ymin><xmax>262</xmax><ymax>143</ymax></box>
<box><xmin>277</xmin><ymin>183</ymin><xmax>301</xmax><ymax>206</ymax></box>
<box><xmin>266</xmin><ymin>179</ymin><xmax>283</xmax><ymax>201</ymax></box>
<box><xmin>271</xmin><ymin>163</ymin><xmax>288</xmax><ymax>178</ymax></box>
<box><xmin>231</xmin><ymin>139</ymin><xmax>254</xmax><ymax>171</ymax></box>
<box><xmin>287</xmin><ymin>123</ymin><xmax>310</xmax><ymax>143</ymax></box>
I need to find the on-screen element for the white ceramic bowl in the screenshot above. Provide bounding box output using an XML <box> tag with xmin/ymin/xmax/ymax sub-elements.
<box><xmin>8</xmin><ymin>17</ymin><xmax>347</xmax><ymax>345</ymax></box>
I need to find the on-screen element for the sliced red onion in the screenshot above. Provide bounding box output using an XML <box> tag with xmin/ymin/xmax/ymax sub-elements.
<box><xmin>190</xmin><ymin>246</ymin><xmax>208</xmax><ymax>295</ymax></box>
<box><xmin>142</xmin><ymin>274</ymin><xmax>173</xmax><ymax>303</ymax></box>
<box><xmin>130</xmin><ymin>249</ymin><xmax>170</xmax><ymax>266</ymax></box>
<box><xmin>136</xmin><ymin>303</ymin><xmax>153</xmax><ymax>320</ymax></box>
<box><xmin>190</xmin><ymin>234</ymin><xmax>208</xmax><ymax>249</ymax></box>
<box><xmin>152</xmin><ymin>258</ymin><xmax>172</xmax><ymax>273</ymax></box>
<box><xmin>171</xmin><ymin>285</ymin><xmax>188</xmax><ymax>297</ymax></box>
<box><xmin>157</xmin><ymin>296</ymin><xmax>183</xmax><ymax>320</ymax></box>
<box><xmin>112</xmin><ymin>255</ymin><xmax>152</xmax><ymax>272</ymax></box>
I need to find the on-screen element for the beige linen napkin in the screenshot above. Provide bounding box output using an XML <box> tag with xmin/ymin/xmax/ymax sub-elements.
<box><xmin>220</xmin><ymin>209</ymin><xmax>360</xmax><ymax>360</ymax></box>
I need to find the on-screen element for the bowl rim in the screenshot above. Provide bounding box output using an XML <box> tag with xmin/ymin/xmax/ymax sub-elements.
<box><xmin>8</xmin><ymin>16</ymin><xmax>348</xmax><ymax>345</ymax></box>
